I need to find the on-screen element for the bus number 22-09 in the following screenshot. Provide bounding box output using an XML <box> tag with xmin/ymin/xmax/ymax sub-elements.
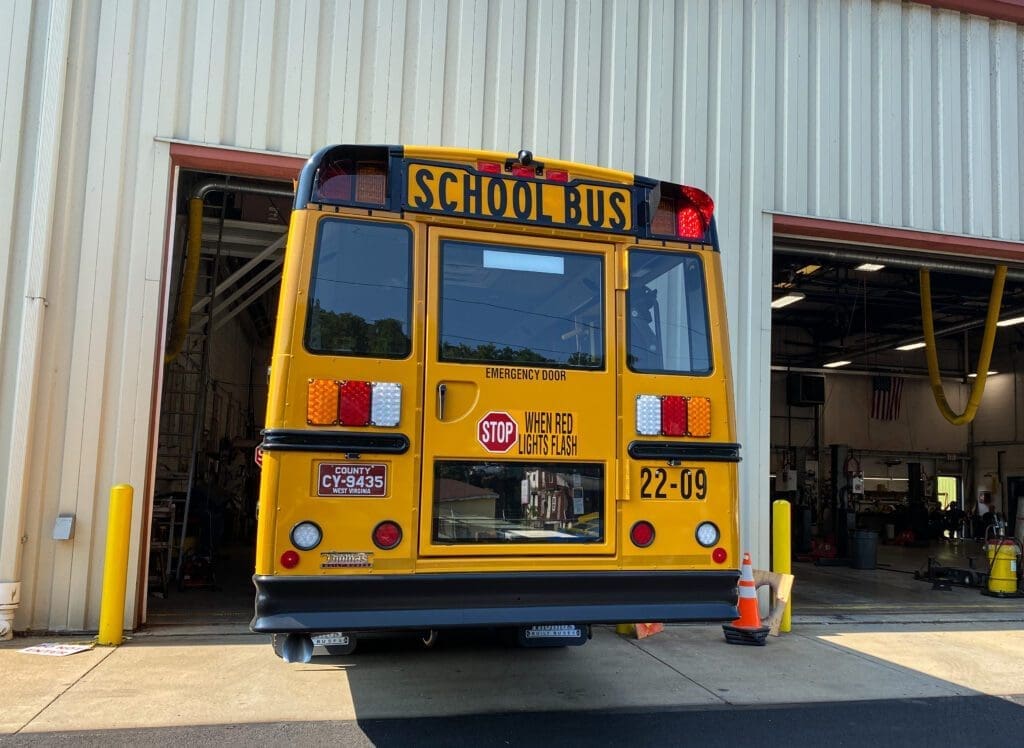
<box><xmin>639</xmin><ymin>467</ymin><xmax>708</xmax><ymax>500</ymax></box>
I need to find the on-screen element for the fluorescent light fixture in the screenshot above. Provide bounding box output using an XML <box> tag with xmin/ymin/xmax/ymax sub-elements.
<box><xmin>483</xmin><ymin>249</ymin><xmax>564</xmax><ymax>275</ymax></box>
<box><xmin>996</xmin><ymin>316</ymin><xmax>1024</xmax><ymax>327</ymax></box>
<box><xmin>895</xmin><ymin>341</ymin><xmax>926</xmax><ymax>351</ymax></box>
<box><xmin>823</xmin><ymin>360</ymin><xmax>851</xmax><ymax>368</ymax></box>
<box><xmin>855</xmin><ymin>263</ymin><xmax>885</xmax><ymax>272</ymax></box>
<box><xmin>796</xmin><ymin>264</ymin><xmax>821</xmax><ymax>276</ymax></box>
<box><xmin>771</xmin><ymin>292</ymin><xmax>805</xmax><ymax>309</ymax></box>
<box><xmin>967</xmin><ymin>371</ymin><xmax>997</xmax><ymax>378</ymax></box>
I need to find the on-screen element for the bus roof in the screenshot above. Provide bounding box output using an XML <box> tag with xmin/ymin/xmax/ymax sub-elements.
<box><xmin>294</xmin><ymin>144</ymin><xmax>718</xmax><ymax>247</ymax></box>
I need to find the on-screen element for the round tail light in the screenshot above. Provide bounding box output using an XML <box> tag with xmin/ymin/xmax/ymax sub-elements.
<box><xmin>280</xmin><ymin>550</ymin><xmax>300</xmax><ymax>569</ymax></box>
<box><xmin>712</xmin><ymin>547</ymin><xmax>728</xmax><ymax>564</ymax></box>
<box><xmin>373</xmin><ymin>520</ymin><xmax>403</xmax><ymax>550</ymax></box>
<box><xmin>630</xmin><ymin>520</ymin><xmax>655</xmax><ymax>548</ymax></box>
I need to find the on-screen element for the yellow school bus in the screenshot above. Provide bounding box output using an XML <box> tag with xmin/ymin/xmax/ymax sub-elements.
<box><xmin>253</xmin><ymin>145</ymin><xmax>740</xmax><ymax>660</ymax></box>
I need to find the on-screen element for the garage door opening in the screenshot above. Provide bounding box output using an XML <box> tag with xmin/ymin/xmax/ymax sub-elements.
<box><xmin>769</xmin><ymin>231</ymin><xmax>1024</xmax><ymax>615</ymax></box>
<box><xmin>146</xmin><ymin>169</ymin><xmax>294</xmax><ymax>626</ymax></box>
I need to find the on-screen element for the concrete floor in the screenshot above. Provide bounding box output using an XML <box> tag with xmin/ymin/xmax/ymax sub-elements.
<box><xmin>792</xmin><ymin>540</ymin><xmax>1024</xmax><ymax>619</ymax></box>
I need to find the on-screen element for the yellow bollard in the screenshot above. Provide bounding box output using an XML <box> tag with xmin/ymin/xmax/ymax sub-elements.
<box><xmin>772</xmin><ymin>500</ymin><xmax>792</xmax><ymax>633</ymax></box>
<box><xmin>98</xmin><ymin>484</ymin><xmax>134</xmax><ymax>646</ymax></box>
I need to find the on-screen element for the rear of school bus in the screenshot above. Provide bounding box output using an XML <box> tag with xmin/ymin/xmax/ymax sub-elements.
<box><xmin>252</xmin><ymin>144</ymin><xmax>740</xmax><ymax>658</ymax></box>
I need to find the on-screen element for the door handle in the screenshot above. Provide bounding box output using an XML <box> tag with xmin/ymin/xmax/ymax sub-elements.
<box><xmin>437</xmin><ymin>383</ymin><xmax>447</xmax><ymax>421</ymax></box>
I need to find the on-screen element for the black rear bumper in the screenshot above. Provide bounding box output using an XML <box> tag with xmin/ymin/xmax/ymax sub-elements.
<box><xmin>251</xmin><ymin>571</ymin><xmax>739</xmax><ymax>633</ymax></box>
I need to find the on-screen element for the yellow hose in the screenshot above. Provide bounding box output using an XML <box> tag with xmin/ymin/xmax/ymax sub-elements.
<box><xmin>919</xmin><ymin>265</ymin><xmax>1006</xmax><ymax>425</ymax></box>
<box><xmin>164</xmin><ymin>198</ymin><xmax>204</xmax><ymax>364</ymax></box>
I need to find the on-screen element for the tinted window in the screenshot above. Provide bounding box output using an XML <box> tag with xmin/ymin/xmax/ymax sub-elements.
<box><xmin>440</xmin><ymin>242</ymin><xmax>603</xmax><ymax>368</ymax></box>
<box><xmin>305</xmin><ymin>220</ymin><xmax>412</xmax><ymax>357</ymax></box>
<box><xmin>628</xmin><ymin>250</ymin><xmax>711</xmax><ymax>374</ymax></box>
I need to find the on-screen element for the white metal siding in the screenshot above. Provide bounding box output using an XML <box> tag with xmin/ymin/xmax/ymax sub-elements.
<box><xmin>1</xmin><ymin>0</ymin><xmax>1022</xmax><ymax>632</ymax></box>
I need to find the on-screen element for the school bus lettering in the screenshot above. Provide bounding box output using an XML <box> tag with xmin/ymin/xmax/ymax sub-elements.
<box><xmin>407</xmin><ymin>163</ymin><xmax>631</xmax><ymax>232</ymax></box>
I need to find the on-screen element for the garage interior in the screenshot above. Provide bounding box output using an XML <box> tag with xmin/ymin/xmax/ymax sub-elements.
<box><xmin>147</xmin><ymin>173</ymin><xmax>294</xmax><ymax>626</ymax></box>
<box><xmin>771</xmin><ymin>238</ymin><xmax>1024</xmax><ymax>614</ymax></box>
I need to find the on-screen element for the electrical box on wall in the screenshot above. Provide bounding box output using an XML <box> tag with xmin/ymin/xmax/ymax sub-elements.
<box><xmin>52</xmin><ymin>513</ymin><xmax>75</xmax><ymax>541</ymax></box>
<box><xmin>787</xmin><ymin>373</ymin><xmax>825</xmax><ymax>406</ymax></box>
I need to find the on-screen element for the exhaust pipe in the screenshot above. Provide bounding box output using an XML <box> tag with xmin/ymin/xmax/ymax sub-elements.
<box><xmin>281</xmin><ymin>633</ymin><xmax>314</xmax><ymax>664</ymax></box>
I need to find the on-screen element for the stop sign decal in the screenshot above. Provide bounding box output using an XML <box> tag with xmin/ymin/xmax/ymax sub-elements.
<box><xmin>477</xmin><ymin>411</ymin><xmax>518</xmax><ymax>453</ymax></box>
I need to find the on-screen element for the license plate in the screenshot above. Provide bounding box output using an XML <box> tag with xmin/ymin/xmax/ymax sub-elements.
<box><xmin>312</xmin><ymin>633</ymin><xmax>350</xmax><ymax>647</ymax></box>
<box><xmin>317</xmin><ymin>463</ymin><xmax>387</xmax><ymax>497</ymax></box>
<box><xmin>638</xmin><ymin>466</ymin><xmax>709</xmax><ymax>500</ymax></box>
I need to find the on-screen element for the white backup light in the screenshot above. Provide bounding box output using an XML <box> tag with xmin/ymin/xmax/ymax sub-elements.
<box><xmin>696</xmin><ymin>522</ymin><xmax>720</xmax><ymax>547</ymax></box>
<box><xmin>291</xmin><ymin>521</ymin><xmax>322</xmax><ymax>551</ymax></box>
<box><xmin>635</xmin><ymin>395</ymin><xmax>662</xmax><ymax>436</ymax></box>
<box><xmin>371</xmin><ymin>382</ymin><xmax>402</xmax><ymax>427</ymax></box>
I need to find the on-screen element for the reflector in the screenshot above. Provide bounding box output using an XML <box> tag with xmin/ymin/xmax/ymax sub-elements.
<box><xmin>630</xmin><ymin>521</ymin><xmax>655</xmax><ymax>548</ymax></box>
<box><xmin>372</xmin><ymin>520</ymin><xmax>403</xmax><ymax>550</ymax></box>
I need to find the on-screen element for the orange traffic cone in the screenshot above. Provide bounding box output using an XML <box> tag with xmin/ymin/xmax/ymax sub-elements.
<box><xmin>722</xmin><ymin>552</ymin><xmax>770</xmax><ymax>646</ymax></box>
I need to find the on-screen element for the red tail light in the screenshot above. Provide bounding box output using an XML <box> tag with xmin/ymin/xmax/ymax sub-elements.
<box><xmin>712</xmin><ymin>547</ymin><xmax>728</xmax><ymax>564</ymax></box>
<box><xmin>339</xmin><ymin>380</ymin><xmax>372</xmax><ymax>426</ymax></box>
<box><xmin>317</xmin><ymin>159</ymin><xmax>354</xmax><ymax>201</ymax></box>
<box><xmin>630</xmin><ymin>521</ymin><xmax>655</xmax><ymax>548</ymax></box>
<box><xmin>660</xmin><ymin>396</ymin><xmax>688</xmax><ymax>436</ymax></box>
<box><xmin>280</xmin><ymin>550</ymin><xmax>300</xmax><ymax>569</ymax></box>
<box><xmin>477</xmin><ymin>161</ymin><xmax>502</xmax><ymax>174</ymax></box>
<box><xmin>372</xmin><ymin>521</ymin><xmax>403</xmax><ymax>550</ymax></box>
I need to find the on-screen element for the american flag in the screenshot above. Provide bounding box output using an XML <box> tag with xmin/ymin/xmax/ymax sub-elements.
<box><xmin>871</xmin><ymin>376</ymin><xmax>904</xmax><ymax>421</ymax></box>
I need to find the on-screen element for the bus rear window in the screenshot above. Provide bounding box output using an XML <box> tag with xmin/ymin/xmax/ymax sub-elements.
<box><xmin>305</xmin><ymin>219</ymin><xmax>412</xmax><ymax>357</ymax></box>
<box><xmin>433</xmin><ymin>461</ymin><xmax>603</xmax><ymax>544</ymax></box>
<box><xmin>628</xmin><ymin>250</ymin><xmax>711</xmax><ymax>374</ymax></box>
<box><xmin>439</xmin><ymin>242</ymin><xmax>603</xmax><ymax>368</ymax></box>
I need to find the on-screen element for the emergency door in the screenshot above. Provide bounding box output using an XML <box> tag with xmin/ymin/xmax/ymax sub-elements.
<box><xmin>419</xmin><ymin>226</ymin><xmax>617</xmax><ymax>556</ymax></box>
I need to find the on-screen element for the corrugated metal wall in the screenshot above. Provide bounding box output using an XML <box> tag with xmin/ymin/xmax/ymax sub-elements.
<box><xmin>1</xmin><ymin>0</ymin><xmax>1022</xmax><ymax>632</ymax></box>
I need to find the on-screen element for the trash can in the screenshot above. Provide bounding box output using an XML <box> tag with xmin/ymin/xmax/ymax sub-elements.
<box><xmin>851</xmin><ymin>530</ymin><xmax>878</xmax><ymax>570</ymax></box>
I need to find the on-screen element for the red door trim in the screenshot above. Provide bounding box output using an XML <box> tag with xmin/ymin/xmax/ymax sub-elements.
<box><xmin>773</xmin><ymin>214</ymin><xmax>1024</xmax><ymax>264</ymax></box>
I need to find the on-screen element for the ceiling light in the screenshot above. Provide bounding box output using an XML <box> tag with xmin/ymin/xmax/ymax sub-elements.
<box><xmin>996</xmin><ymin>316</ymin><xmax>1024</xmax><ymax>327</ymax></box>
<box><xmin>823</xmin><ymin>360</ymin><xmax>851</xmax><ymax>368</ymax></box>
<box><xmin>895</xmin><ymin>341</ymin><xmax>926</xmax><ymax>351</ymax></box>
<box><xmin>967</xmin><ymin>371</ymin><xmax>997</xmax><ymax>378</ymax></box>
<box><xmin>771</xmin><ymin>292</ymin><xmax>805</xmax><ymax>309</ymax></box>
<box><xmin>796</xmin><ymin>264</ymin><xmax>821</xmax><ymax>276</ymax></box>
<box><xmin>855</xmin><ymin>263</ymin><xmax>885</xmax><ymax>272</ymax></box>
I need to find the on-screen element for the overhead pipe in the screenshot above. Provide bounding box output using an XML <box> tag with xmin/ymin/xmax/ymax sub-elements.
<box><xmin>163</xmin><ymin>180</ymin><xmax>293</xmax><ymax>364</ymax></box>
<box><xmin>920</xmin><ymin>266</ymin><xmax>1007</xmax><ymax>425</ymax></box>
<box><xmin>776</xmin><ymin>243</ymin><xmax>1024</xmax><ymax>282</ymax></box>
